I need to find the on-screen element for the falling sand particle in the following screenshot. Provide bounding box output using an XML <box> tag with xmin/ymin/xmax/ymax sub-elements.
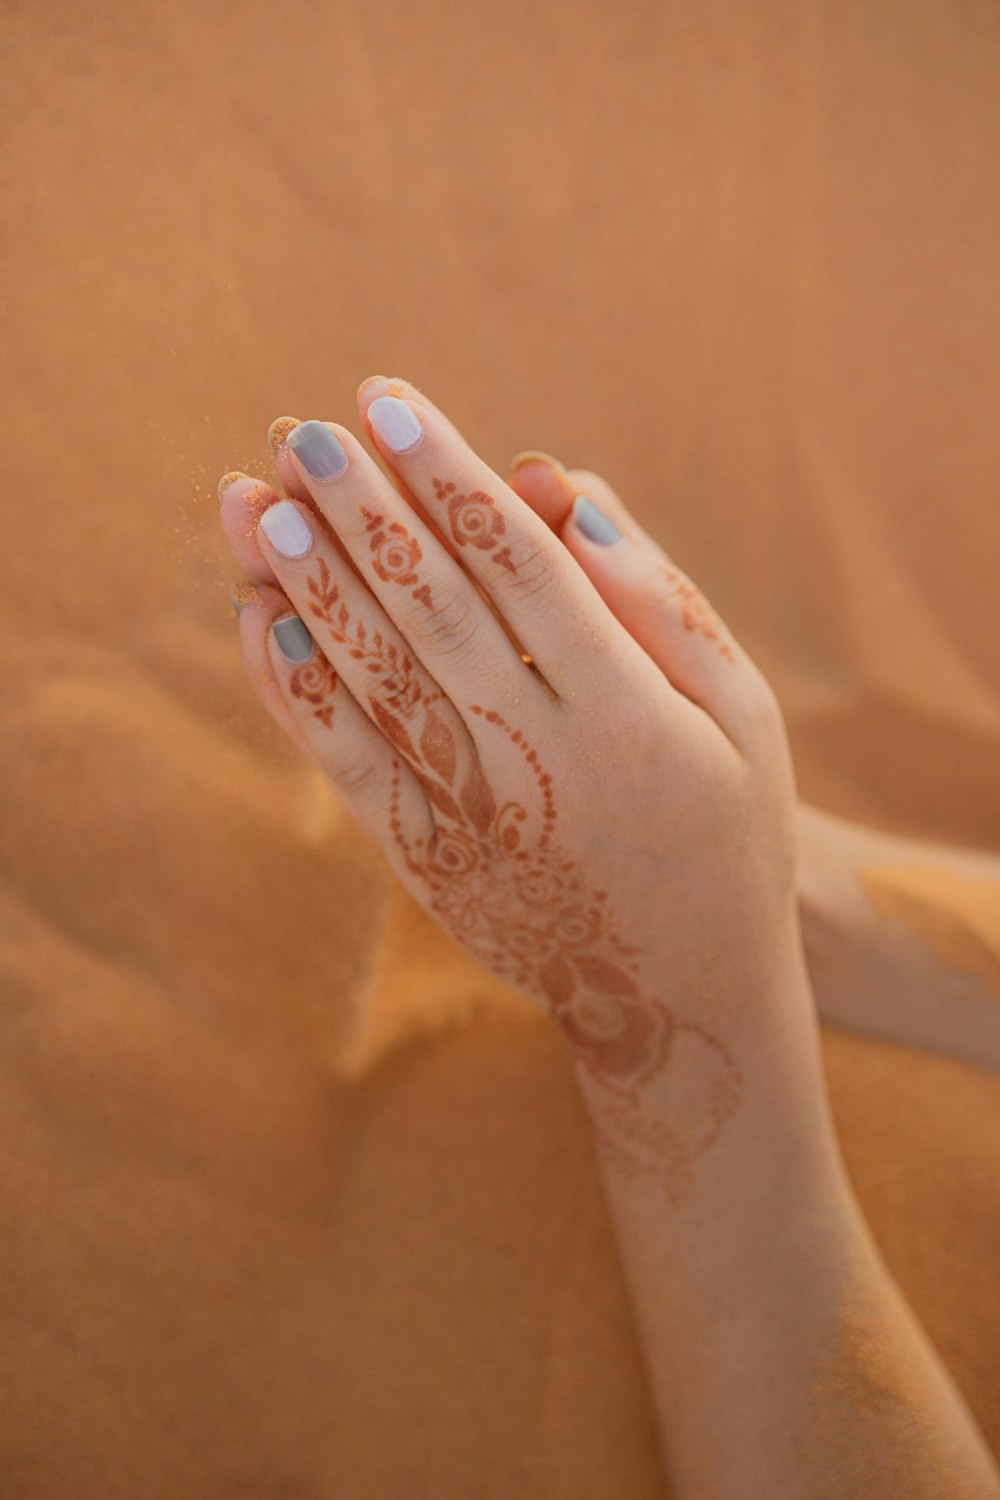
<box><xmin>267</xmin><ymin>415</ymin><xmax>300</xmax><ymax>450</ymax></box>
<box><xmin>862</xmin><ymin>865</ymin><xmax>1000</xmax><ymax>1002</ymax></box>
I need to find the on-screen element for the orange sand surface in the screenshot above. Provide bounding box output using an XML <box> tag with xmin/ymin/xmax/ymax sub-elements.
<box><xmin>2</xmin><ymin>1</ymin><xmax>1000</xmax><ymax>1493</ymax></box>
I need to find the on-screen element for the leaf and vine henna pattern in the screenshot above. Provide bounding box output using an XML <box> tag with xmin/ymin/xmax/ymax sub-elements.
<box><xmin>658</xmin><ymin>564</ymin><xmax>735</xmax><ymax>663</ymax></box>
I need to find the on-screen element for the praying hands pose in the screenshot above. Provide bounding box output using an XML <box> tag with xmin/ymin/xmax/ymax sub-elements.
<box><xmin>220</xmin><ymin>377</ymin><xmax>1000</xmax><ymax>1499</ymax></box>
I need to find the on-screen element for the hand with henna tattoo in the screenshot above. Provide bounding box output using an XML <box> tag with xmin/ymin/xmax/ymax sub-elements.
<box><xmin>218</xmin><ymin>379</ymin><xmax>1000</xmax><ymax>1500</ymax></box>
<box><xmin>222</xmin><ymin>379</ymin><xmax>800</xmax><ymax>1197</ymax></box>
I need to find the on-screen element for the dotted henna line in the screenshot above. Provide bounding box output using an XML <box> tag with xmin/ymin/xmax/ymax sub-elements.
<box><xmin>468</xmin><ymin>705</ymin><xmax>556</xmax><ymax>850</ymax></box>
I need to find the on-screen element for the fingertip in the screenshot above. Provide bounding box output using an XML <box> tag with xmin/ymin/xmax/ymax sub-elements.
<box><xmin>218</xmin><ymin>469</ymin><xmax>250</xmax><ymax>503</ymax></box>
<box><xmin>509</xmin><ymin>449</ymin><xmax>566</xmax><ymax>476</ymax></box>
<box><xmin>267</xmin><ymin>415</ymin><xmax>301</xmax><ymax>451</ymax></box>
<box><xmin>357</xmin><ymin>374</ymin><xmax>413</xmax><ymax>417</ymax></box>
<box><xmin>219</xmin><ymin>478</ymin><xmax>280</xmax><ymax>584</ymax></box>
<box><xmin>507</xmin><ymin>453</ymin><xmax>576</xmax><ymax>530</ymax></box>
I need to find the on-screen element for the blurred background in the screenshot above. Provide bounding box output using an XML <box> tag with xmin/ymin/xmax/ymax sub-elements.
<box><xmin>1</xmin><ymin>1</ymin><xmax>999</xmax><ymax>1495</ymax></box>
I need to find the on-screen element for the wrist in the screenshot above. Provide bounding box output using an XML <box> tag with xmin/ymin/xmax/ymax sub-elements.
<box><xmin>564</xmin><ymin>928</ymin><xmax>843</xmax><ymax>1209</ymax></box>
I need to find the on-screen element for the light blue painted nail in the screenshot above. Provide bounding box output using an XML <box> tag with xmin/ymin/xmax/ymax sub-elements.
<box><xmin>287</xmin><ymin>420</ymin><xmax>349</xmax><ymax>479</ymax></box>
<box><xmin>573</xmin><ymin>495</ymin><xmax>623</xmax><ymax>546</ymax></box>
<box><xmin>272</xmin><ymin>615</ymin><xmax>314</xmax><ymax>662</ymax></box>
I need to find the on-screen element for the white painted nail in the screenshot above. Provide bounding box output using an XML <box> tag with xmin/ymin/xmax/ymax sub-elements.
<box><xmin>368</xmin><ymin>396</ymin><xmax>424</xmax><ymax>454</ymax></box>
<box><xmin>259</xmin><ymin>501</ymin><xmax>313</xmax><ymax>559</ymax></box>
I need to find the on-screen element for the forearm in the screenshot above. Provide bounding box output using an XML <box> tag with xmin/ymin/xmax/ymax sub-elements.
<box><xmin>796</xmin><ymin>804</ymin><xmax>1000</xmax><ymax>1070</ymax></box>
<box><xmin>571</xmin><ymin>957</ymin><xmax>1000</xmax><ymax>1499</ymax></box>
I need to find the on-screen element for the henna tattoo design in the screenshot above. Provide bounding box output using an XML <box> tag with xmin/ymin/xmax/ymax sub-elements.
<box><xmin>298</xmin><ymin>549</ymin><xmax>740</xmax><ymax>1198</ymax></box>
<box><xmin>289</xmin><ymin>653</ymin><xmax>339</xmax><ymax>728</ymax></box>
<box><xmin>382</xmin><ymin>693</ymin><xmax>741</xmax><ymax>1200</ymax></box>
<box><xmin>360</xmin><ymin>506</ymin><xmax>436</xmax><ymax>612</ymax></box>
<box><xmin>431</xmin><ymin>476</ymin><xmax>519</xmax><ymax>573</ymax></box>
<box><xmin>658</xmin><ymin>565</ymin><xmax>735</xmax><ymax>662</ymax></box>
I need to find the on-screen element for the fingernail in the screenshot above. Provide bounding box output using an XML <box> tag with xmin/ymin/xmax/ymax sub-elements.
<box><xmin>267</xmin><ymin>415</ymin><xmax>300</xmax><ymax>451</ymax></box>
<box><xmin>368</xmin><ymin>395</ymin><xmax>423</xmax><ymax>454</ymax></box>
<box><xmin>287</xmin><ymin>420</ymin><xmax>349</xmax><ymax>479</ymax></box>
<box><xmin>272</xmin><ymin>614</ymin><xmax>314</xmax><ymax>663</ymax></box>
<box><xmin>259</xmin><ymin>500</ymin><xmax>313</xmax><ymax>558</ymax></box>
<box><xmin>509</xmin><ymin>450</ymin><xmax>566</xmax><ymax>474</ymax></box>
<box><xmin>572</xmin><ymin>495</ymin><xmax>623</xmax><ymax>546</ymax></box>
<box><xmin>218</xmin><ymin>470</ymin><xmax>249</xmax><ymax>501</ymax></box>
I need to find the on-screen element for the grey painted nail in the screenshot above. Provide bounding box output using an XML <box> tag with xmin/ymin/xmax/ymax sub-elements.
<box><xmin>272</xmin><ymin>614</ymin><xmax>314</xmax><ymax>662</ymax></box>
<box><xmin>573</xmin><ymin>495</ymin><xmax>623</xmax><ymax>546</ymax></box>
<box><xmin>287</xmin><ymin>419</ymin><xmax>348</xmax><ymax>479</ymax></box>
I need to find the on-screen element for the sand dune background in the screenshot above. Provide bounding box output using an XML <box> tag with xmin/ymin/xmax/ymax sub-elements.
<box><xmin>1</xmin><ymin>0</ymin><xmax>999</xmax><ymax>1493</ymax></box>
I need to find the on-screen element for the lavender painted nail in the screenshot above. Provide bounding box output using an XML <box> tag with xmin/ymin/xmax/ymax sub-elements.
<box><xmin>368</xmin><ymin>396</ymin><xmax>424</xmax><ymax>454</ymax></box>
<box><xmin>573</xmin><ymin>495</ymin><xmax>623</xmax><ymax>546</ymax></box>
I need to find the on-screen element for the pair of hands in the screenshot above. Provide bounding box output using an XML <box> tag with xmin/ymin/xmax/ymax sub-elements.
<box><xmin>220</xmin><ymin>376</ymin><xmax>805</xmax><ymax>1194</ymax></box>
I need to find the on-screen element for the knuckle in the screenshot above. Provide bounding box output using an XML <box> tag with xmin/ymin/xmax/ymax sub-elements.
<box><xmin>743</xmin><ymin>667</ymin><xmax>784</xmax><ymax>737</ymax></box>
<box><xmin>414</xmin><ymin>588</ymin><xmax>481</xmax><ymax>660</ymax></box>
<box><xmin>505</xmin><ymin>541</ymin><xmax>558</xmax><ymax>602</ymax></box>
<box><xmin>334</xmin><ymin>755</ymin><xmax>382</xmax><ymax>800</ymax></box>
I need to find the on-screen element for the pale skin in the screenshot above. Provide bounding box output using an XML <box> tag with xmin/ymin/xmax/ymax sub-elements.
<box><xmin>219</xmin><ymin>376</ymin><xmax>1000</xmax><ymax>1498</ymax></box>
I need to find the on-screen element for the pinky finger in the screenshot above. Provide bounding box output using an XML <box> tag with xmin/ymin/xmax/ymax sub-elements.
<box><xmin>238</xmin><ymin>583</ymin><xmax>433</xmax><ymax>847</ymax></box>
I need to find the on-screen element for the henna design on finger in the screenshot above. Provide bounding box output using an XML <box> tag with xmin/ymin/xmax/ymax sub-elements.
<box><xmin>658</xmin><ymin>565</ymin><xmax>735</xmax><ymax>663</ymax></box>
<box><xmin>288</xmin><ymin>653</ymin><xmax>339</xmax><ymax>728</ymax></box>
<box><xmin>430</xmin><ymin>476</ymin><xmax>521</xmax><ymax>573</ymax></box>
<box><xmin>307</xmin><ymin>559</ymin><xmax>421</xmax><ymax>715</ymax></box>
<box><xmin>360</xmin><ymin>506</ymin><xmax>437</xmax><ymax>612</ymax></box>
<box><xmin>303</xmin><ymin>558</ymin><xmax>469</xmax><ymax>818</ymax></box>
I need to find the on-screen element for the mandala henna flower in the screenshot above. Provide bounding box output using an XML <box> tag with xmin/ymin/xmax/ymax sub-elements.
<box><xmin>363</xmin><ymin>509</ymin><xmax>423</xmax><ymax>586</ymax></box>
<box><xmin>447</xmin><ymin>488</ymin><xmax>506</xmax><ymax>550</ymax></box>
<box><xmin>289</xmin><ymin>655</ymin><xmax>339</xmax><ymax>727</ymax></box>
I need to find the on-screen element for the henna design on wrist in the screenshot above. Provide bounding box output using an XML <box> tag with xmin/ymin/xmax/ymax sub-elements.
<box><xmin>384</xmin><ymin>694</ymin><xmax>742</xmax><ymax>1200</ymax></box>
<box><xmin>658</xmin><ymin>565</ymin><xmax>735</xmax><ymax>663</ymax></box>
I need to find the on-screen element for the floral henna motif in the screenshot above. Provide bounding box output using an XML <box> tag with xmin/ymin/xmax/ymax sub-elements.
<box><xmin>658</xmin><ymin>565</ymin><xmax>735</xmax><ymax>663</ymax></box>
<box><xmin>431</xmin><ymin>476</ymin><xmax>518</xmax><ymax>573</ymax></box>
<box><xmin>289</xmin><ymin>653</ymin><xmax>339</xmax><ymax>728</ymax></box>
<box><xmin>360</xmin><ymin>506</ymin><xmax>436</xmax><ymax>612</ymax></box>
<box><xmin>382</xmin><ymin>695</ymin><xmax>742</xmax><ymax>1197</ymax></box>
